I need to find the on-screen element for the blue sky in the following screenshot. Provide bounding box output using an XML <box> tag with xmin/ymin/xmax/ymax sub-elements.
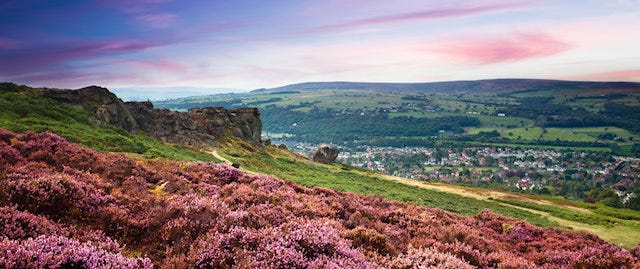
<box><xmin>1</xmin><ymin>0</ymin><xmax>639</xmax><ymax>90</ymax></box>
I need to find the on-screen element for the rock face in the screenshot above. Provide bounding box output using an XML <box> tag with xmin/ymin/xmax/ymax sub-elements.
<box><xmin>44</xmin><ymin>86</ymin><xmax>139</xmax><ymax>131</ymax></box>
<box><xmin>312</xmin><ymin>144</ymin><xmax>339</xmax><ymax>164</ymax></box>
<box><xmin>44</xmin><ymin>86</ymin><xmax>262</xmax><ymax>148</ymax></box>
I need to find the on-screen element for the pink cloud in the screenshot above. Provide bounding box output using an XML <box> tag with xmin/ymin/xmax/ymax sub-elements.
<box><xmin>430</xmin><ymin>32</ymin><xmax>571</xmax><ymax>64</ymax></box>
<box><xmin>574</xmin><ymin>69</ymin><xmax>640</xmax><ymax>81</ymax></box>
<box><xmin>308</xmin><ymin>2</ymin><xmax>529</xmax><ymax>34</ymax></box>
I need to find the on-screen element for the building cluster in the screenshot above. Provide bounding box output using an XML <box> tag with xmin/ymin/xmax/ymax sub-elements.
<box><xmin>279</xmin><ymin>141</ymin><xmax>640</xmax><ymax>193</ymax></box>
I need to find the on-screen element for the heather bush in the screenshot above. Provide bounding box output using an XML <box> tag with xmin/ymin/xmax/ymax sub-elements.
<box><xmin>344</xmin><ymin>226</ymin><xmax>395</xmax><ymax>256</ymax></box>
<box><xmin>0</xmin><ymin>128</ymin><xmax>15</xmax><ymax>144</ymax></box>
<box><xmin>1</xmin><ymin>166</ymin><xmax>116</xmax><ymax>221</ymax></box>
<box><xmin>1</xmin><ymin>129</ymin><xmax>639</xmax><ymax>268</ymax></box>
<box><xmin>0</xmin><ymin>235</ymin><xmax>152</xmax><ymax>269</ymax></box>
<box><xmin>13</xmin><ymin>131</ymin><xmax>96</xmax><ymax>170</ymax></box>
<box><xmin>0</xmin><ymin>143</ymin><xmax>23</xmax><ymax>168</ymax></box>
<box><xmin>189</xmin><ymin>218</ymin><xmax>375</xmax><ymax>268</ymax></box>
<box><xmin>384</xmin><ymin>246</ymin><xmax>474</xmax><ymax>269</ymax></box>
<box><xmin>0</xmin><ymin>206</ymin><xmax>64</xmax><ymax>240</ymax></box>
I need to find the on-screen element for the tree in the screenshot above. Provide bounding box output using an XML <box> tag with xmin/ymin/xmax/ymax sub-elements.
<box><xmin>626</xmin><ymin>194</ymin><xmax>640</xmax><ymax>211</ymax></box>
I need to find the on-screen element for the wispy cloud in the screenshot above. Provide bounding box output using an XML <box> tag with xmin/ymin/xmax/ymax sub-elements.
<box><xmin>429</xmin><ymin>32</ymin><xmax>571</xmax><ymax>64</ymax></box>
<box><xmin>135</xmin><ymin>13</ymin><xmax>177</xmax><ymax>28</ymax></box>
<box><xmin>0</xmin><ymin>39</ymin><xmax>160</xmax><ymax>75</ymax></box>
<box><xmin>102</xmin><ymin>0</ymin><xmax>179</xmax><ymax>28</ymax></box>
<box><xmin>306</xmin><ymin>2</ymin><xmax>530</xmax><ymax>34</ymax></box>
<box><xmin>4</xmin><ymin>69</ymin><xmax>141</xmax><ymax>89</ymax></box>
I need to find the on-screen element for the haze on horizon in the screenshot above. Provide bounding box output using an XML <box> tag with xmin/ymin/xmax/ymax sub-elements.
<box><xmin>1</xmin><ymin>0</ymin><xmax>639</xmax><ymax>91</ymax></box>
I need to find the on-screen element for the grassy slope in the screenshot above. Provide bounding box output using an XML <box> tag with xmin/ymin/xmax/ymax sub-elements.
<box><xmin>4</xmin><ymin>83</ymin><xmax>639</xmax><ymax>248</ymax></box>
<box><xmin>0</xmin><ymin>83</ymin><xmax>220</xmax><ymax>162</ymax></box>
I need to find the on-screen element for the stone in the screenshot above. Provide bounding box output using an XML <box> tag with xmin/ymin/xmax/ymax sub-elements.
<box><xmin>312</xmin><ymin>144</ymin><xmax>339</xmax><ymax>164</ymax></box>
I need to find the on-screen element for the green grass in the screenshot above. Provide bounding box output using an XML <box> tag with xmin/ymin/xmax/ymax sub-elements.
<box><xmin>541</xmin><ymin>128</ymin><xmax>597</xmax><ymax>142</ymax></box>
<box><xmin>491</xmin><ymin>197</ymin><xmax>640</xmax><ymax>247</ymax></box>
<box><xmin>572</xmin><ymin>126</ymin><xmax>639</xmax><ymax>140</ymax></box>
<box><xmin>462</xmin><ymin>141</ymin><xmax>611</xmax><ymax>152</ymax></box>
<box><xmin>520</xmin><ymin>194</ymin><xmax>640</xmax><ymax>221</ymax></box>
<box><xmin>0</xmin><ymin>85</ymin><xmax>220</xmax><ymax>162</ymax></box>
<box><xmin>390</xmin><ymin>112</ymin><xmax>533</xmax><ymax>128</ymax></box>
<box><xmin>493</xmin><ymin>198</ymin><xmax>618</xmax><ymax>227</ymax></box>
<box><xmin>500</xmin><ymin>127</ymin><xmax>543</xmax><ymax>140</ymax></box>
<box><xmin>468</xmin><ymin>125</ymin><xmax>635</xmax><ymax>146</ymax></box>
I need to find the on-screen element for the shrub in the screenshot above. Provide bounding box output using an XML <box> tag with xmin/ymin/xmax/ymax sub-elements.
<box><xmin>0</xmin><ymin>235</ymin><xmax>152</xmax><ymax>269</ymax></box>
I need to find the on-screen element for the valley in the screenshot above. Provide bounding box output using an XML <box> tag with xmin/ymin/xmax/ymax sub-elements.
<box><xmin>156</xmin><ymin>79</ymin><xmax>640</xmax><ymax>210</ymax></box>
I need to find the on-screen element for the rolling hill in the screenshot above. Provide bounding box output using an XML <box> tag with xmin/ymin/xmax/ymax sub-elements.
<box><xmin>256</xmin><ymin>79</ymin><xmax>640</xmax><ymax>94</ymax></box>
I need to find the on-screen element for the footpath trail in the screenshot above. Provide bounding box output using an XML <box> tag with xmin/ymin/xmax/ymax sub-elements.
<box><xmin>209</xmin><ymin>150</ymin><xmax>259</xmax><ymax>175</ymax></box>
<box><xmin>209</xmin><ymin>150</ymin><xmax>232</xmax><ymax>165</ymax></box>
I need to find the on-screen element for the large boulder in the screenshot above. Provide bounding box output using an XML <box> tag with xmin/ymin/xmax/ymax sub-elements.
<box><xmin>312</xmin><ymin>144</ymin><xmax>339</xmax><ymax>164</ymax></box>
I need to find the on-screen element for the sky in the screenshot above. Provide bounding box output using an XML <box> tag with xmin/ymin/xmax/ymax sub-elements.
<box><xmin>1</xmin><ymin>0</ymin><xmax>639</xmax><ymax>91</ymax></box>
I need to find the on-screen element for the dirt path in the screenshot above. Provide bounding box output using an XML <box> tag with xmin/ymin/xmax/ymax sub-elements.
<box><xmin>209</xmin><ymin>150</ymin><xmax>259</xmax><ymax>175</ymax></box>
<box><xmin>209</xmin><ymin>150</ymin><xmax>232</xmax><ymax>165</ymax></box>
<box><xmin>375</xmin><ymin>173</ymin><xmax>591</xmax><ymax>213</ymax></box>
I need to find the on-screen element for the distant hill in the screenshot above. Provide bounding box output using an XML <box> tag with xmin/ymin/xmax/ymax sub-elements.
<box><xmin>256</xmin><ymin>79</ymin><xmax>640</xmax><ymax>94</ymax></box>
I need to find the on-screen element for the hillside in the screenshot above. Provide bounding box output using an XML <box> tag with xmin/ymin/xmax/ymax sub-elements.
<box><xmin>2</xmin><ymin>82</ymin><xmax>640</xmax><ymax>267</ymax></box>
<box><xmin>2</xmin><ymin>128</ymin><xmax>640</xmax><ymax>267</ymax></box>
<box><xmin>256</xmin><ymin>79</ymin><xmax>640</xmax><ymax>94</ymax></box>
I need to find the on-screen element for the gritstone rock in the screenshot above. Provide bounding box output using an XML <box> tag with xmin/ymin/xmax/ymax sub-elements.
<box><xmin>44</xmin><ymin>86</ymin><xmax>262</xmax><ymax>149</ymax></box>
<box><xmin>312</xmin><ymin>144</ymin><xmax>339</xmax><ymax>164</ymax></box>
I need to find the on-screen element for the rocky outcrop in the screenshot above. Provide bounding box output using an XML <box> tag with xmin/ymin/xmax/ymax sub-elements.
<box><xmin>188</xmin><ymin>107</ymin><xmax>262</xmax><ymax>145</ymax></box>
<box><xmin>44</xmin><ymin>86</ymin><xmax>262</xmax><ymax>148</ymax></box>
<box><xmin>44</xmin><ymin>86</ymin><xmax>139</xmax><ymax>131</ymax></box>
<box><xmin>312</xmin><ymin>144</ymin><xmax>339</xmax><ymax>164</ymax></box>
